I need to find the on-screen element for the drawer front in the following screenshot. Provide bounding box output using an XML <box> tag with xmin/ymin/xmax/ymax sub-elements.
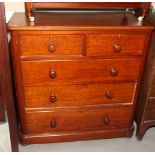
<box><xmin>87</xmin><ymin>34</ymin><xmax>146</xmax><ymax>56</ymax></box>
<box><xmin>19</xmin><ymin>34</ymin><xmax>85</xmax><ymax>56</ymax></box>
<box><xmin>144</xmin><ymin>98</ymin><xmax>155</xmax><ymax>121</ymax></box>
<box><xmin>21</xmin><ymin>58</ymin><xmax>141</xmax><ymax>86</ymax></box>
<box><xmin>24</xmin><ymin>83</ymin><xmax>136</xmax><ymax>108</ymax></box>
<box><xmin>23</xmin><ymin>106</ymin><xmax>131</xmax><ymax>134</ymax></box>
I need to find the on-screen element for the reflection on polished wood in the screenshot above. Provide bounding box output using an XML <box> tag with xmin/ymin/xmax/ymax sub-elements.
<box><xmin>8</xmin><ymin>12</ymin><xmax>154</xmax><ymax>30</ymax></box>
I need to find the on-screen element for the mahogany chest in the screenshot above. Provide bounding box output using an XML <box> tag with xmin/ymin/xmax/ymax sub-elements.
<box><xmin>8</xmin><ymin>3</ymin><xmax>154</xmax><ymax>144</ymax></box>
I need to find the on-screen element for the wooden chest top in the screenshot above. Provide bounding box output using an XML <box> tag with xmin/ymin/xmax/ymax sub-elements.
<box><xmin>8</xmin><ymin>12</ymin><xmax>154</xmax><ymax>31</ymax></box>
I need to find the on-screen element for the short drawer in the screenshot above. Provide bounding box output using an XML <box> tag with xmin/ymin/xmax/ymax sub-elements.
<box><xmin>23</xmin><ymin>105</ymin><xmax>131</xmax><ymax>134</ymax></box>
<box><xmin>144</xmin><ymin>98</ymin><xmax>155</xmax><ymax>121</ymax></box>
<box><xmin>19</xmin><ymin>34</ymin><xmax>85</xmax><ymax>56</ymax></box>
<box><xmin>24</xmin><ymin>83</ymin><xmax>136</xmax><ymax>108</ymax></box>
<box><xmin>87</xmin><ymin>34</ymin><xmax>146</xmax><ymax>56</ymax></box>
<box><xmin>21</xmin><ymin>58</ymin><xmax>141</xmax><ymax>86</ymax></box>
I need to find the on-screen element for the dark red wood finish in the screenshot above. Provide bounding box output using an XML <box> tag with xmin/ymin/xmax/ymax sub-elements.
<box><xmin>135</xmin><ymin>14</ymin><xmax>155</xmax><ymax>140</ymax></box>
<box><xmin>0</xmin><ymin>85</ymin><xmax>5</xmax><ymax>122</ymax></box>
<box><xmin>0</xmin><ymin>3</ymin><xmax>19</xmax><ymax>151</ymax></box>
<box><xmin>8</xmin><ymin>3</ymin><xmax>153</xmax><ymax>145</ymax></box>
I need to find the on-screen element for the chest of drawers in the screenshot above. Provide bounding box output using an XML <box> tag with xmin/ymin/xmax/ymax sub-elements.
<box><xmin>8</xmin><ymin>11</ymin><xmax>153</xmax><ymax>145</ymax></box>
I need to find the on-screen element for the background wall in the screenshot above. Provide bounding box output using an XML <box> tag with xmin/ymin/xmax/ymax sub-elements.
<box><xmin>5</xmin><ymin>2</ymin><xmax>25</xmax><ymax>11</ymax></box>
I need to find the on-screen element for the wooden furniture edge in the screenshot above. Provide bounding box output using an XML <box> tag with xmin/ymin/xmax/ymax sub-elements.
<box><xmin>25</xmin><ymin>2</ymin><xmax>151</xmax><ymax>16</ymax></box>
<box><xmin>19</xmin><ymin>125</ymin><xmax>134</xmax><ymax>145</ymax></box>
<box><xmin>0</xmin><ymin>3</ymin><xmax>19</xmax><ymax>151</ymax></box>
<box><xmin>25</xmin><ymin>2</ymin><xmax>151</xmax><ymax>17</ymax></box>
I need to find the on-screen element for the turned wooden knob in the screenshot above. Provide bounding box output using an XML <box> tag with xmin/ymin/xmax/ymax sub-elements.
<box><xmin>50</xmin><ymin>94</ymin><xmax>57</xmax><ymax>103</ymax></box>
<box><xmin>49</xmin><ymin>70</ymin><xmax>56</xmax><ymax>79</ymax></box>
<box><xmin>113</xmin><ymin>43</ymin><xmax>121</xmax><ymax>53</ymax></box>
<box><xmin>50</xmin><ymin>120</ymin><xmax>57</xmax><ymax>128</ymax></box>
<box><xmin>105</xmin><ymin>91</ymin><xmax>113</xmax><ymax>99</ymax></box>
<box><xmin>48</xmin><ymin>44</ymin><xmax>56</xmax><ymax>53</ymax></box>
<box><xmin>110</xmin><ymin>68</ymin><xmax>118</xmax><ymax>77</ymax></box>
<box><xmin>103</xmin><ymin>116</ymin><xmax>109</xmax><ymax>125</ymax></box>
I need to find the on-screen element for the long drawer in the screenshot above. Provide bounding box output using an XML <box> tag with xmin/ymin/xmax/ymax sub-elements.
<box><xmin>23</xmin><ymin>105</ymin><xmax>132</xmax><ymax>134</ymax></box>
<box><xmin>24</xmin><ymin>83</ymin><xmax>136</xmax><ymax>108</ymax></box>
<box><xmin>21</xmin><ymin>58</ymin><xmax>141</xmax><ymax>86</ymax></box>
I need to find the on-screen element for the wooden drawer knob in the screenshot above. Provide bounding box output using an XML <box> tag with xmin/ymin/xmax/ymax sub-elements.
<box><xmin>48</xmin><ymin>44</ymin><xmax>56</xmax><ymax>53</ymax></box>
<box><xmin>50</xmin><ymin>120</ymin><xmax>57</xmax><ymax>128</ymax></box>
<box><xmin>103</xmin><ymin>116</ymin><xmax>109</xmax><ymax>125</ymax></box>
<box><xmin>110</xmin><ymin>68</ymin><xmax>118</xmax><ymax>77</ymax></box>
<box><xmin>49</xmin><ymin>70</ymin><xmax>56</xmax><ymax>79</ymax></box>
<box><xmin>113</xmin><ymin>43</ymin><xmax>121</xmax><ymax>53</ymax></box>
<box><xmin>105</xmin><ymin>91</ymin><xmax>113</xmax><ymax>99</ymax></box>
<box><xmin>50</xmin><ymin>94</ymin><xmax>57</xmax><ymax>103</ymax></box>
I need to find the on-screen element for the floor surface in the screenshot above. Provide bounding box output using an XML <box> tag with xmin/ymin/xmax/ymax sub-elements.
<box><xmin>19</xmin><ymin>126</ymin><xmax>155</xmax><ymax>152</ymax></box>
<box><xmin>0</xmin><ymin>123</ymin><xmax>11</xmax><ymax>152</ymax></box>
